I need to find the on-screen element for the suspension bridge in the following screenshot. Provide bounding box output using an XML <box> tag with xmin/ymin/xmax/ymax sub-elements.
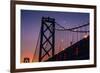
<box><xmin>24</xmin><ymin>16</ymin><xmax>89</xmax><ymax>63</ymax></box>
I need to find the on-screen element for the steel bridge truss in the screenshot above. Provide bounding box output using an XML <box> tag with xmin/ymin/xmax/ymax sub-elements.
<box><xmin>39</xmin><ymin>17</ymin><xmax>55</xmax><ymax>62</ymax></box>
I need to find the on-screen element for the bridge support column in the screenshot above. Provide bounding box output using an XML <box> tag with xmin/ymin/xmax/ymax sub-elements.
<box><xmin>39</xmin><ymin>17</ymin><xmax>55</xmax><ymax>62</ymax></box>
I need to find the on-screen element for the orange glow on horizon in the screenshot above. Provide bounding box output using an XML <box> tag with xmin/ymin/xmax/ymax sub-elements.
<box><xmin>21</xmin><ymin>49</ymin><xmax>39</xmax><ymax>63</ymax></box>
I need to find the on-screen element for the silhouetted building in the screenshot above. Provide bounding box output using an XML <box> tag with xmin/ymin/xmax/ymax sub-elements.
<box><xmin>23</xmin><ymin>57</ymin><xmax>30</xmax><ymax>63</ymax></box>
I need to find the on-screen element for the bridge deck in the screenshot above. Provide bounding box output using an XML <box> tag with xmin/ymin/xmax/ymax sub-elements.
<box><xmin>46</xmin><ymin>36</ymin><xmax>89</xmax><ymax>61</ymax></box>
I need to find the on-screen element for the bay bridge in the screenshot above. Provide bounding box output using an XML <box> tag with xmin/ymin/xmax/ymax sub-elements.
<box><xmin>30</xmin><ymin>17</ymin><xmax>89</xmax><ymax>62</ymax></box>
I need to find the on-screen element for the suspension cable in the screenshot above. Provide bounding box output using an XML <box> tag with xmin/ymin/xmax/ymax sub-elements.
<box><xmin>55</xmin><ymin>22</ymin><xmax>89</xmax><ymax>33</ymax></box>
<box><xmin>32</xmin><ymin>31</ymin><xmax>40</xmax><ymax>62</ymax></box>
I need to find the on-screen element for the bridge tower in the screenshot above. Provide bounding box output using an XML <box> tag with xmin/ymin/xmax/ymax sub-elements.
<box><xmin>39</xmin><ymin>17</ymin><xmax>55</xmax><ymax>62</ymax></box>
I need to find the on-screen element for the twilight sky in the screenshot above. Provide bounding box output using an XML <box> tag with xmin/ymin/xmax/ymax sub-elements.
<box><xmin>21</xmin><ymin>10</ymin><xmax>89</xmax><ymax>63</ymax></box>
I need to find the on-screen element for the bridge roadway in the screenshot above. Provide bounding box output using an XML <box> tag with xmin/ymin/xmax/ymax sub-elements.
<box><xmin>46</xmin><ymin>36</ymin><xmax>89</xmax><ymax>61</ymax></box>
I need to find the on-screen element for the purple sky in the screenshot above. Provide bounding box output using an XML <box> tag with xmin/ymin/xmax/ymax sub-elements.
<box><xmin>21</xmin><ymin>10</ymin><xmax>89</xmax><ymax>62</ymax></box>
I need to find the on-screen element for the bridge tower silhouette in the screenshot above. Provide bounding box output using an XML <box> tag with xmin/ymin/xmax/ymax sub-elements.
<box><xmin>31</xmin><ymin>16</ymin><xmax>89</xmax><ymax>62</ymax></box>
<box><xmin>39</xmin><ymin>17</ymin><xmax>55</xmax><ymax>62</ymax></box>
